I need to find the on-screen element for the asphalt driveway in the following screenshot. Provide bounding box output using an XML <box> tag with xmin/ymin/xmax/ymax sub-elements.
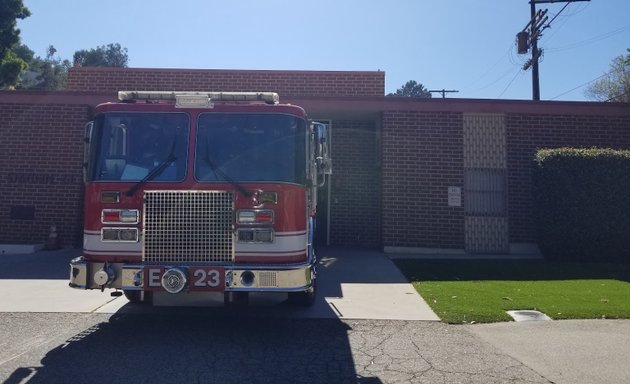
<box><xmin>0</xmin><ymin>247</ymin><xmax>628</xmax><ymax>383</ymax></box>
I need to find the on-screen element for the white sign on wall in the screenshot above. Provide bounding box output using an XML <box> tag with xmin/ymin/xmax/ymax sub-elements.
<box><xmin>448</xmin><ymin>186</ymin><xmax>462</xmax><ymax>207</ymax></box>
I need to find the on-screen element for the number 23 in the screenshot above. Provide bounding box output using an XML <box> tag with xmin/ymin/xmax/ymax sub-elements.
<box><xmin>193</xmin><ymin>269</ymin><xmax>221</xmax><ymax>287</ymax></box>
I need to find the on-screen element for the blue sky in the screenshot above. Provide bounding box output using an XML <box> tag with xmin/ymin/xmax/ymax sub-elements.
<box><xmin>18</xmin><ymin>0</ymin><xmax>630</xmax><ymax>101</ymax></box>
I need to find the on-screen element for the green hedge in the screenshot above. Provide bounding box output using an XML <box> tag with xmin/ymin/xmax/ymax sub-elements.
<box><xmin>533</xmin><ymin>148</ymin><xmax>630</xmax><ymax>262</ymax></box>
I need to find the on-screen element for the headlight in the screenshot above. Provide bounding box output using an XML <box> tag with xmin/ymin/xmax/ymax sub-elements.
<box><xmin>237</xmin><ymin>229</ymin><xmax>273</xmax><ymax>243</ymax></box>
<box><xmin>102</xmin><ymin>209</ymin><xmax>139</xmax><ymax>224</ymax></box>
<box><xmin>101</xmin><ymin>228</ymin><xmax>139</xmax><ymax>242</ymax></box>
<box><xmin>237</xmin><ymin>209</ymin><xmax>274</xmax><ymax>224</ymax></box>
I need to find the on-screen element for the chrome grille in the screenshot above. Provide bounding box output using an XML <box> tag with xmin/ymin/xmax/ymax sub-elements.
<box><xmin>143</xmin><ymin>191</ymin><xmax>234</xmax><ymax>263</ymax></box>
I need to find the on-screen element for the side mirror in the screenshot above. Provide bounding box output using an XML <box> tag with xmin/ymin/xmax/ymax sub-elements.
<box><xmin>312</xmin><ymin>122</ymin><xmax>332</xmax><ymax>187</ymax></box>
<box><xmin>83</xmin><ymin>122</ymin><xmax>93</xmax><ymax>182</ymax></box>
<box><xmin>317</xmin><ymin>157</ymin><xmax>332</xmax><ymax>175</ymax></box>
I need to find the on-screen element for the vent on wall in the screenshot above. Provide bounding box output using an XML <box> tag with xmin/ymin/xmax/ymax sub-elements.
<box><xmin>10</xmin><ymin>206</ymin><xmax>35</xmax><ymax>220</ymax></box>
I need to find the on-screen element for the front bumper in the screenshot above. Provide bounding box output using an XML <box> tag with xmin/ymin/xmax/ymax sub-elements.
<box><xmin>69</xmin><ymin>256</ymin><xmax>315</xmax><ymax>293</ymax></box>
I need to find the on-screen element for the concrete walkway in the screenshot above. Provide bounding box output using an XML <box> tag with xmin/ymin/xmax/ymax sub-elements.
<box><xmin>315</xmin><ymin>247</ymin><xmax>439</xmax><ymax>320</ymax></box>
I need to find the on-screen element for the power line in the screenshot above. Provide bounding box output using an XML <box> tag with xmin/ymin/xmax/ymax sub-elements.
<box><xmin>516</xmin><ymin>0</ymin><xmax>591</xmax><ymax>100</ymax></box>
<box><xmin>538</xmin><ymin>12</ymin><xmax>571</xmax><ymax>45</ymax></box>
<box><xmin>605</xmin><ymin>90</ymin><xmax>630</xmax><ymax>102</ymax></box>
<box><xmin>469</xmin><ymin>66</ymin><xmax>520</xmax><ymax>93</ymax></box>
<box><xmin>553</xmin><ymin>1</ymin><xmax>590</xmax><ymax>17</ymax></box>
<box><xmin>462</xmin><ymin>40</ymin><xmax>529</xmax><ymax>97</ymax></box>
<box><xmin>550</xmin><ymin>70</ymin><xmax>613</xmax><ymax>100</ymax></box>
<box><xmin>539</xmin><ymin>1</ymin><xmax>590</xmax><ymax>45</ymax></box>
<box><xmin>546</xmin><ymin>24</ymin><xmax>630</xmax><ymax>53</ymax></box>
<box><xmin>498</xmin><ymin>68</ymin><xmax>524</xmax><ymax>98</ymax></box>
<box><xmin>543</xmin><ymin>1</ymin><xmax>572</xmax><ymax>28</ymax></box>
<box><xmin>461</xmin><ymin>44</ymin><xmax>514</xmax><ymax>91</ymax></box>
<box><xmin>470</xmin><ymin>0</ymin><xmax>599</xmax><ymax>99</ymax></box>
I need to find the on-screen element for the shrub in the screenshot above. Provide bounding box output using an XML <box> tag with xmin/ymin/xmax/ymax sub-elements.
<box><xmin>533</xmin><ymin>148</ymin><xmax>630</xmax><ymax>262</ymax></box>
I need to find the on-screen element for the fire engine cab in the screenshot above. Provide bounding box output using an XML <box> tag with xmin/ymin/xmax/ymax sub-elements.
<box><xmin>69</xmin><ymin>91</ymin><xmax>331</xmax><ymax>306</ymax></box>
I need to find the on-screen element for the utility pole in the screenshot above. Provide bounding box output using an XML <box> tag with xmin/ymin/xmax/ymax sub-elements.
<box><xmin>530</xmin><ymin>1</ymin><xmax>542</xmax><ymax>100</ymax></box>
<box><xmin>518</xmin><ymin>0</ymin><xmax>590</xmax><ymax>100</ymax></box>
<box><xmin>428</xmin><ymin>89</ymin><xmax>459</xmax><ymax>99</ymax></box>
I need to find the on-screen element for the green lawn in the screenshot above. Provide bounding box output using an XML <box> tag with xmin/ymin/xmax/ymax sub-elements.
<box><xmin>394</xmin><ymin>259</ymin><xmax>630</xmax><ymax>324</ymax></box>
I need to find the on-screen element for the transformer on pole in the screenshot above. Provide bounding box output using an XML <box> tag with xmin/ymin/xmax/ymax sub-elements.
<box><xmin>517</xmin><ymin>0</ymin><xmax>590</xmax><ymax>100</ymax></box>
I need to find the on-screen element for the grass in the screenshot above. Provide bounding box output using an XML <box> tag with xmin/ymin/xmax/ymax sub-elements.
<box><xmin>394</xmin><ymin>259</ymin><xmax>630</xmax><ymax>324</ymax></box>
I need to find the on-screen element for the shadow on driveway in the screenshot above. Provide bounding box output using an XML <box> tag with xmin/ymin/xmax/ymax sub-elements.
<box><xmin>394</xmin><ymin>259</ymin><xmax>630</xmax><ymax>282</ymax></box>
<box><xmin>3</xmin><ymin>313</ymin><xmax>382</xmax><ymax>384</ymax></box>
<box><xmin>0</xmin><ymin>248</ymin><xmax>80</xmax><ymax>280</ymax></box>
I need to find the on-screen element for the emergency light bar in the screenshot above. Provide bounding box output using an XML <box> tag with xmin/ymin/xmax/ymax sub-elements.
<box><xmin>117</xmin><ymin>91</ymin><xmax>280</xmax><ymax>106</ymax></box>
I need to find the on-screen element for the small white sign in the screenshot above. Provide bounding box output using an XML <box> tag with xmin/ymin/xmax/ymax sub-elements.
<box><xmin>175</xmin><ymin>95</ymin><xmax>213</xmax><ymax>109</ymax></box>
<box><xmin>448</xmin><ymin>186</ymin><xmax>461</xmax><ymax>207</ymax></box>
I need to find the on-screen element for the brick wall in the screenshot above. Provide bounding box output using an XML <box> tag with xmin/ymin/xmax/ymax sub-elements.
<box><xmin>329</xmin><ymin>120</ymin><xmax>381</xmax><ymax>247</ymax></box>
<box><xmin>506</xmin><ymin>113</ymin><xmax>630</xmax><ymax>243</ymax></box>
<box><xmin>2</xmin><ymin>81</ymin><xmax>629</xmax><ymax>253</ymax></box>
<box><xmin>381</xmin><ymin>111</ymin><xmax>465</xmax><ymax>249</ymax></box>
<box><xmin>0</xmin><ymin>102</ymin><xmax>89</xmax><ymax>246</ymax></box>
<box><xmin>381</xmin><ymin>107</ymin><xmax>630</xmax><ymax>251</ymax></box>
<box><xmin>67</xmin><ymin>67</ymin><xmax>385</xmax><ymax>97</ymax></box>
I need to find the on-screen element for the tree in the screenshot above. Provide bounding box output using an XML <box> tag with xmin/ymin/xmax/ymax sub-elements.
<box><xmin>387</xmin><ymin>80</ymin><xmax>432</xmax><ymax>98</ymax></box>
<box><xmin>73</xmin><ymin>43</ymin><xmax>128</xmax><ymax>67</ymax></box>
<box><xmin>16</xmin><ymin>42</ymin><xmax>130</xmax><ymax>90</ymax></box>
<box><xmin>15</xmin><ymin>45</ymin><xmax>70</xmax><ymax>90</ymax></box>
<box><xmin>0</xmin><ymin>0</ymin><xmax>30</xmax><ymax>57</ymax></box>
<box><xmin>11</xmin><ymin>42</ymin><xmax>33</xmax><ymax>63</ymax></box>
<box><xmin>0</xmin><ymin>0</ymin><xmax>30</xmax><ymax>89</ymax></box>
<box><xmin>34</xmin><ymin>45</ymin><xmax>70</xmax><ymax>89</ymax></box>
<box><xmin>0</xmin><ymin>50</ymin><xmax>27</xmax><ymax>89</ymax></box>
<box><xmin>585</xmin><ymin>51</ymin><xmax>630</xmax><ymax>103</ymax></box>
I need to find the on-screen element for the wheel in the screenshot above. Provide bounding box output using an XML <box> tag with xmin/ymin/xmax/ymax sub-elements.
<box><xmin>123</xmin><ymin>290</ymin><xmax>152</xmax><ymax>304</ymax></box>
<box><xmin>288</xmin><ymin>281</ymin><xmax>316</xmax><ymax>307</ymax></box>
<box><xmin>225</xmin><ymin>291</ymin><xmax>249</xmax><ymax>307</ymax></box>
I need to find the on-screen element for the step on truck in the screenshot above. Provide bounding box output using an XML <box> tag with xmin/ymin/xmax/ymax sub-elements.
<box><xmin>69</xmin><ymin>91</ymin><xmax>331</xmax><ymax>306</ymax></box>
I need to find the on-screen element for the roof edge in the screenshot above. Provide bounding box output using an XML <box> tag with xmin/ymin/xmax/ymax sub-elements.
<box><xmin>287</xmin><ymin>96</ymin><xmax>630</xmax><ymax>117</ymax></box>
<box><xmin>67</xmin><ymin>67</ymin><xmax>386</xmax><ymax>76</ymax></box>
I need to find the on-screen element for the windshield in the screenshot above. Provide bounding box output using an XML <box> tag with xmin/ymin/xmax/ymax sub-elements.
<box><xmin>88</xmin><ymin>112</ymin><xmax>189</xmax><ymax>182</ymax></box>
<box><xmin>195</xmin><ymin>114</ymin><xmax>307</xmax><ymax>184</ymax></box>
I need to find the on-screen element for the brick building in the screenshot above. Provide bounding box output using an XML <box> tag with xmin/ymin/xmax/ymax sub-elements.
<box><xmin>1</xmin><ymin>67</ymin><xmax>629</xmax><ymax>254</ymax></box>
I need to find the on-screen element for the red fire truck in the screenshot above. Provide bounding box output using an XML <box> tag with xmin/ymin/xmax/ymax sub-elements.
<box><xmin>69</xmin><ymin>91</ymin><xmax>331</xmax><ymax>306</ymax></box>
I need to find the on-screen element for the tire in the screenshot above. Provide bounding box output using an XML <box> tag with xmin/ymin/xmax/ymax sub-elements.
<box><xmin>225</xmin><ymin>291</ymin><xmax>249</xmax><ymax>307</ymax></box>
<box><xmin>123</xmin><ymin>290</ymin><xmax>151</xmax><ymax>304</ymax></box>
<box><xmin>288</xmin><ymin>281</ymin><xmax>316</xmax><ymax>307</ymax></box>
